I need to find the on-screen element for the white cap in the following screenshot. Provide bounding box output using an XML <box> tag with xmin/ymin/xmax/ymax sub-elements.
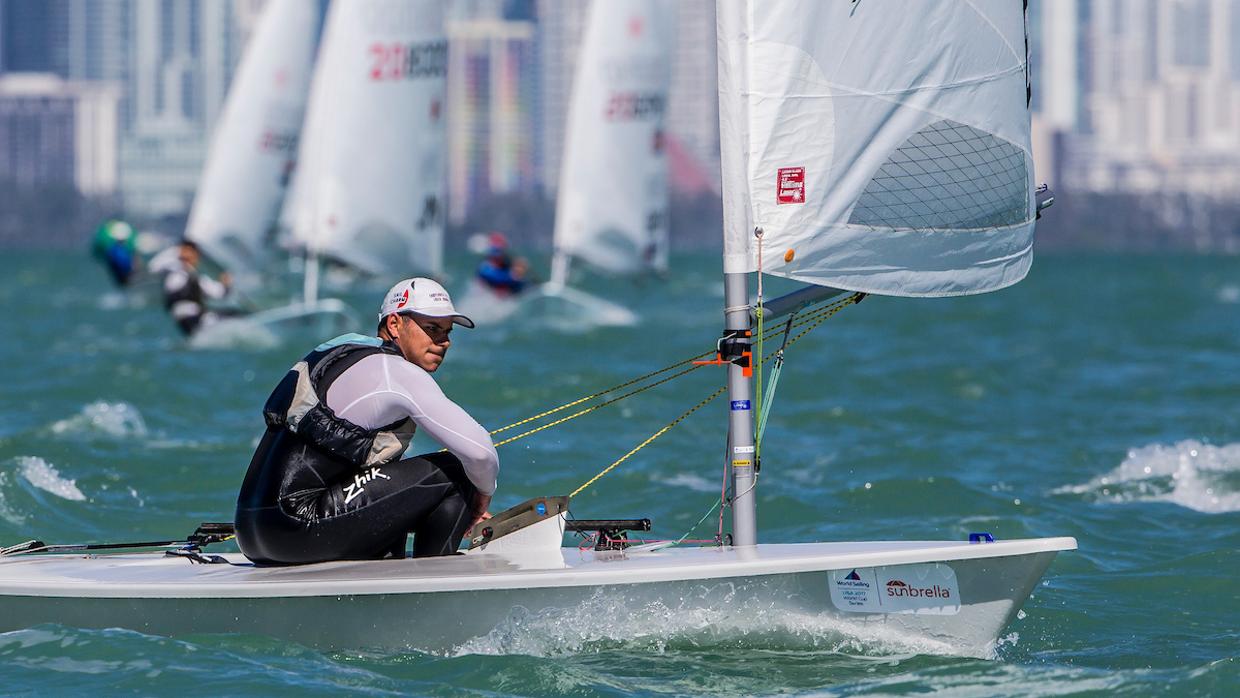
<box><xmin>378</xmin><ymin>278</ymin><xmax>475</xmax><ymax>328</ymax></box>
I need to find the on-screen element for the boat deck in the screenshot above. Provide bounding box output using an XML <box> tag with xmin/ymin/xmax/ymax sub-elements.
<box><xmin>0</xmin><ymin>538</ymin><xmax>1076</xmax><ymax>598</ymax></box>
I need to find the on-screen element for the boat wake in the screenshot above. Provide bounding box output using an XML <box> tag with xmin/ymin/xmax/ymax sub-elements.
<box><xmin>452</xmin><ymin>584</ymin><xmax>985</xmax><ymax>660</ymax></box>
<box><xmin>453</xmin><ymin>282</ymin><xmax>524</xmax><ymax>326</ymax></box>
<box><xmin>1054</xmin><ymin>440</ymin><xmax>1240</xmax><ymax>513</ymax></box>
<box><xmin>187</xmin><ymin>300</ymin><xmax>356</xmax><ymax>351</ymax></box>
<box><xmin>456</xmin><ymin>283</ymin><xmax>638</xmax><ymax>332</ymax></box>
<box><xmin>48</xmin><ymin>401</ymin><xmax>148</xmax><ymax>440</ymax></box>
<box><xmin>188</xmin><ymin>317</ymin><xmax>282</xmax><ymax>350</ymax></box>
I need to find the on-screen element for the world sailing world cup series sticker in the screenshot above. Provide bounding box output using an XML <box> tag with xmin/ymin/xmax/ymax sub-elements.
<box><xmin>730</xmin><ymin>400</ymin><xmax>751</xmax><ymax>411</ymax></box>
<box><xmin>777</xmin><ymin>167</ymin><xmax>805</xmax><ymax>204</ymax></box>
<box><xmin>828</xmin><ymin>563</ymin><xmax>960</xmax><ymax>616</ymax></box>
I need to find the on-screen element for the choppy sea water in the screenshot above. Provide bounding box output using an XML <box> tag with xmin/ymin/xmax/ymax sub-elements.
<box><xmin>0</xmin><ymin>250</ymin><xmax>1236</xmax><ymax>696</ymax></box>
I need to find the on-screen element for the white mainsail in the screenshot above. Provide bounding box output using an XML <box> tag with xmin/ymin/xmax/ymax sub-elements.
<box><xmin>284</xmin><ymin>0</ymin><xmax>447</xmax><ymax>278</ymax></box>
<box><xmin>184</xmin><ymin>0</ymin><xmax>318</xmax><ymax>277</ymax></box>
<box><xmin>550</xmin><ymin>0</ymin><xmax>676</xmax><ymax>283</ymax></box>
<box><xmin>717</xmin><ymin>0</ymin><xmax>1036</xmax><ymax>297</ymax></box>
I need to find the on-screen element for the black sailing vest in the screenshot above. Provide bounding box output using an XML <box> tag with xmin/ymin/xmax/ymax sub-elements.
<box><xmin>163</xmin><ymin>268</ymin><xmax>204</xmax><ymax>310</ymax></box>
<box><xmin>261</xmin><ymin>337</ymin><xmax>416</xmax><ymax>467</ymax></box>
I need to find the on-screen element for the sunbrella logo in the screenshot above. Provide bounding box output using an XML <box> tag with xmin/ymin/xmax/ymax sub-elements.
<box><xmin>886</xmin><ymin>578</ymin><xmax>952</xmax><ymax>599</ymax></box>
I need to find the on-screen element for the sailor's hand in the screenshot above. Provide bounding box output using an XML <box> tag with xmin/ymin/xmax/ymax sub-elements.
<box><xmin>219</xmin><ymin>272</ymin><xmax>233</xmax><ymax>289</ymax></box>
<box><xmin>470</xmin><ymin>493</ymin><xmax>493</xmax><ymax>528</ymax></box>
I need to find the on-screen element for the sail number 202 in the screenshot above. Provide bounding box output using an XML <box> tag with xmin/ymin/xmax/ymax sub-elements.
<box><xmin>368</xmin><ymin>41</ymin><xmax>447</xmax><ymax>81</ymax></box>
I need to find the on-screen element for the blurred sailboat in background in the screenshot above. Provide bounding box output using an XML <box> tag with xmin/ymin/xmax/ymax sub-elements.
<box><xmin>549</xmin><ymin>0</ymin><xmax>674</xmax><ymax>284</ymax></box>
<box><xmin>281</xmin><ymin>0</ymin><xmax>448</xmax><ymax>302</ymax></box>
<box><xmin>517</xmin><ymin>0</ymin><xmax>676</xmax><ymax>327</ymax></box>
<box><xmin>182</xmin><ymin>0</ymin><xmax>352</xmax><ymax>347</ymax></box>
<box><xmin>184</xmin><ymin>0</ymin><xmax>317</xmax><ymax>293</ymax></box>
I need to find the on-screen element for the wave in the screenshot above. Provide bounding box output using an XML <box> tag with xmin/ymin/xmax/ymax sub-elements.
<box><xmin>0</xmin><ymin>456</ymin><xmax>88</xmax><ymax>524</ymax></box>
<box><xmin>1217</xmin><ymin>284</ymin><xmax>1240</xmax><ymax>304</ymax></box>
<box><xmin>49</xmin><ymin>401</ymin><xmax>148</xmax><ymax>440</ymax></box>
<box><xmin>1054</xmin><ymin>440</ymin><xmax>1240</xmax><ymax>513</ymax></box>
<box><xmin>651</xmin><ymin>472</ymin><xmax>719</xmax><ymax>494</ymax></box>
<box><xmin>14</xmin><ymin>456</ymin><xmax>87</xmax><ymax>502</ymax></box>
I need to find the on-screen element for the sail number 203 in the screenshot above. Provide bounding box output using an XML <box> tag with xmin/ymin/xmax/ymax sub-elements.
<box><xmin>368</xmin><ymin>41</ymin><xmax>447</xmax><ymax>81</ymax></box>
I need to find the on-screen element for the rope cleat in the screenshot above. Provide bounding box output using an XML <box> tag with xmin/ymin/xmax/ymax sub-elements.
<box><xmin>692</xmin><ymin>329</ymin><xmax>753</xmax><ymax>378</ymax></box>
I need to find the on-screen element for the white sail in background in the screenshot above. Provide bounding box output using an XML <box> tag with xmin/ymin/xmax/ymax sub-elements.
<box><xmin>184</xmin><ymin>0</ymin><xmax>318</xmax><ymax>276</ymax></box>
<box><xmin>285</xmin><ymin>0</ymin><xmax>446</xmax><ymax>278</ymax></box>
<box><xmin>717</xmin><ymin>1</ymin><xmax>1036</xmax><ymax>297</ymax></box>
<box><xmin>551</xmin><ymin>0</ymin><xmax>676</xmax><ymax>281</ymax></box>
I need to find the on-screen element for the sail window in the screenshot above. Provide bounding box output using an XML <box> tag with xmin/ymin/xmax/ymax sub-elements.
<box><xmin>848</xmin><ymin>120</ymin><xmax>1029</xmax><ymax>231</ymax></box>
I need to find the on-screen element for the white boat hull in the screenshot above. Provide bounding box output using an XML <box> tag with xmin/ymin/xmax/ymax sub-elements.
<box><xmin>0</xmin><ymin>538</ymin><xmax>1074</xmax><ymax>655</ymax></box>
<box><xmin>188</xmin><ymin>298</ymin><xmax>355</xmax><ymax>349</ymax></box>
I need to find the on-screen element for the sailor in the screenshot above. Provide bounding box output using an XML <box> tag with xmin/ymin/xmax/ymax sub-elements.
<box><xmin>475</xmin><ymin>231</ymin><xmax>528</xmax><ymax>296</ymax></box>
<box><xmin>234</xmin><ymin>278</ymin><xmax>497</xmax><ymax>564</ymax></box>
<box><xmin>161</xmin><ymin>240</ymin><xmax>232</xmax><ymax>336</ymax></box>
<box><xmin>90</xmin><ymin>219</ymin><xmax>140</xmax><ymax>286</ymax></box>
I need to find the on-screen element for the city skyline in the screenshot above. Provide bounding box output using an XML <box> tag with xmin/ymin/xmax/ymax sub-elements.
<box><xmin>0</xmin><ymin>0</ymin><xmax>1238</xmax><ymax>247</ymax></box>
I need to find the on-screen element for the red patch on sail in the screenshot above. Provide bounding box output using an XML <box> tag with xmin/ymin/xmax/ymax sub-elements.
<box><xmin>777</xmin><ymin>167</ymin><xmax>805</xmax><ymax>204</ymax></box>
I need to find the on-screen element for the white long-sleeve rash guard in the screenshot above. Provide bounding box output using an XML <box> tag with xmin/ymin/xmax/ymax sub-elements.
<box><xmin>324</xmin><ymin>353</ymin><xmax>499</xmax><ymax>495</ymax></box>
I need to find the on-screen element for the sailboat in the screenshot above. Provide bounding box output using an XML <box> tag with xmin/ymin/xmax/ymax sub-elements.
<box><xmin>281</xmin><ymin>0</ymin><xmax>448</xmax><ymax>304</ymax></box>
<box><xmin>183</xmin><ymin>0</ymin><xmax>352</xmax><ymax>347</ymax></box>
<box><xmin>520</xmin><ymin>0</ymin><xmax>676</xmax><ymax>326</ymax></box>
<box><xmin>0</xmin><ymin>1</ymin><xmax>1072</xmax><ymax>656</ymax></box>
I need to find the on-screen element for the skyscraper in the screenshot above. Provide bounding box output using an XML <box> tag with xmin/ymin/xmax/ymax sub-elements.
<box><xmin>1032</xmin><ymin>0</ymin><xmax>1080</xmax><ymax>131</ymax></box>
<box><xmin>446</xmin><ymin>0</ymin><xmax>539</xmax><ymax>224</ymax></box>
<box><xmin>0</xmin><ymin>0</ymin><xmax>67</xmax><ymax>75</ymax></box>
<box><xmin>534</xmin><ymin>0</ymin><xmax>588</xmax><ymax>196</ymax></box>
<box><xmin>0</xmin><ymin>72</ymin><xmax>120</xmax><ymax>194</ymax></box>
<box><xmin>120</xmin><ymin>0</ymin><xmax>255</xmax><ymax>217</ymax></box>
<box><xmin>666</xmin><ymin>1</ymin><xmax>718</xmax><ymax>192</ymax></box>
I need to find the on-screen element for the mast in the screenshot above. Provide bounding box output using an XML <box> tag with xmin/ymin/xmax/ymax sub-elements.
<box><xmin>547</xmin><ymin>250</ymin><xmax>570</xmax><ymax>291</ymax></box>
<box><xmin>724</xmin><ymin>272</ymin><xmax>757</xmax><ymax>546</ymax></box>
<box><xmin>303</xmin><ymin>251</ymin><xmax>319</xmax><ymax>306</ymax></box>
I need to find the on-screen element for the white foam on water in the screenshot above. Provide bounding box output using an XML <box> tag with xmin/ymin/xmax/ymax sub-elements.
<box><xmin>1217</xmin><ymin>284</ymin><xmax>1240</xmax><ymax>304</ymax></box>
<box><xmin>14</xmin><ymin>456</ymin><xmax>87</xmax><ymax>502</ymax></box>
<box><xmin>652</xmin><ymin>472</ymin><xmax>718</xmax><ymax>493</ymax></box>
<box><xmin>451</xmin><ymin>585</ymin><xmax>974</xmax><ymax>660</ymax></box>
<box><xmin>96</xmin><ymin>291</ymin><xmax>130</xmax><ymax>311</ymax></box>
<box><xmin>0</xmin><ymin>472</ymin><xmax>25</xmax><ymax>524</ymax></box>
<box><xmin>1054</xmin><ymin>439</ymin><xmax>1240</xmax><ymax>513</ymax></box>
<box><xmin>49</xmin><ymin>401</ymin><xmax>148</xmax><ymax>440</ymax></box>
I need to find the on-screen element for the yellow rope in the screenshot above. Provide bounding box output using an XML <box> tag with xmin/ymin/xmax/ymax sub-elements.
<box><xmin>487</xmin><ymin>294</ymin><xmax>862</xmax><ymax>448</ymax></box>
<box><xmin>486</xmin><ymin>350</ymin><xmax>713</xmax><ymax>438</ymax></box>
<box><xmin>492</xmin><ymin>363</ymin><xmax>705</xmax><ymax>448</ymax></box>
<box><xmin>569</xmin><ymin>385</ymin><xmax>728</xmax><ymax>498</ymax></box>
<box><xmin>566</xmin><ymin>292</ymin><xmax>866</xmax><ymax>496</ymax></box>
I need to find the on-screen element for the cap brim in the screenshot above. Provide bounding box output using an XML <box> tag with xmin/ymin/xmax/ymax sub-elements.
<box><xmin>400</xmin><ymin>310</ymin><xmax>475</xmax><ymax>329</ymax></box>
